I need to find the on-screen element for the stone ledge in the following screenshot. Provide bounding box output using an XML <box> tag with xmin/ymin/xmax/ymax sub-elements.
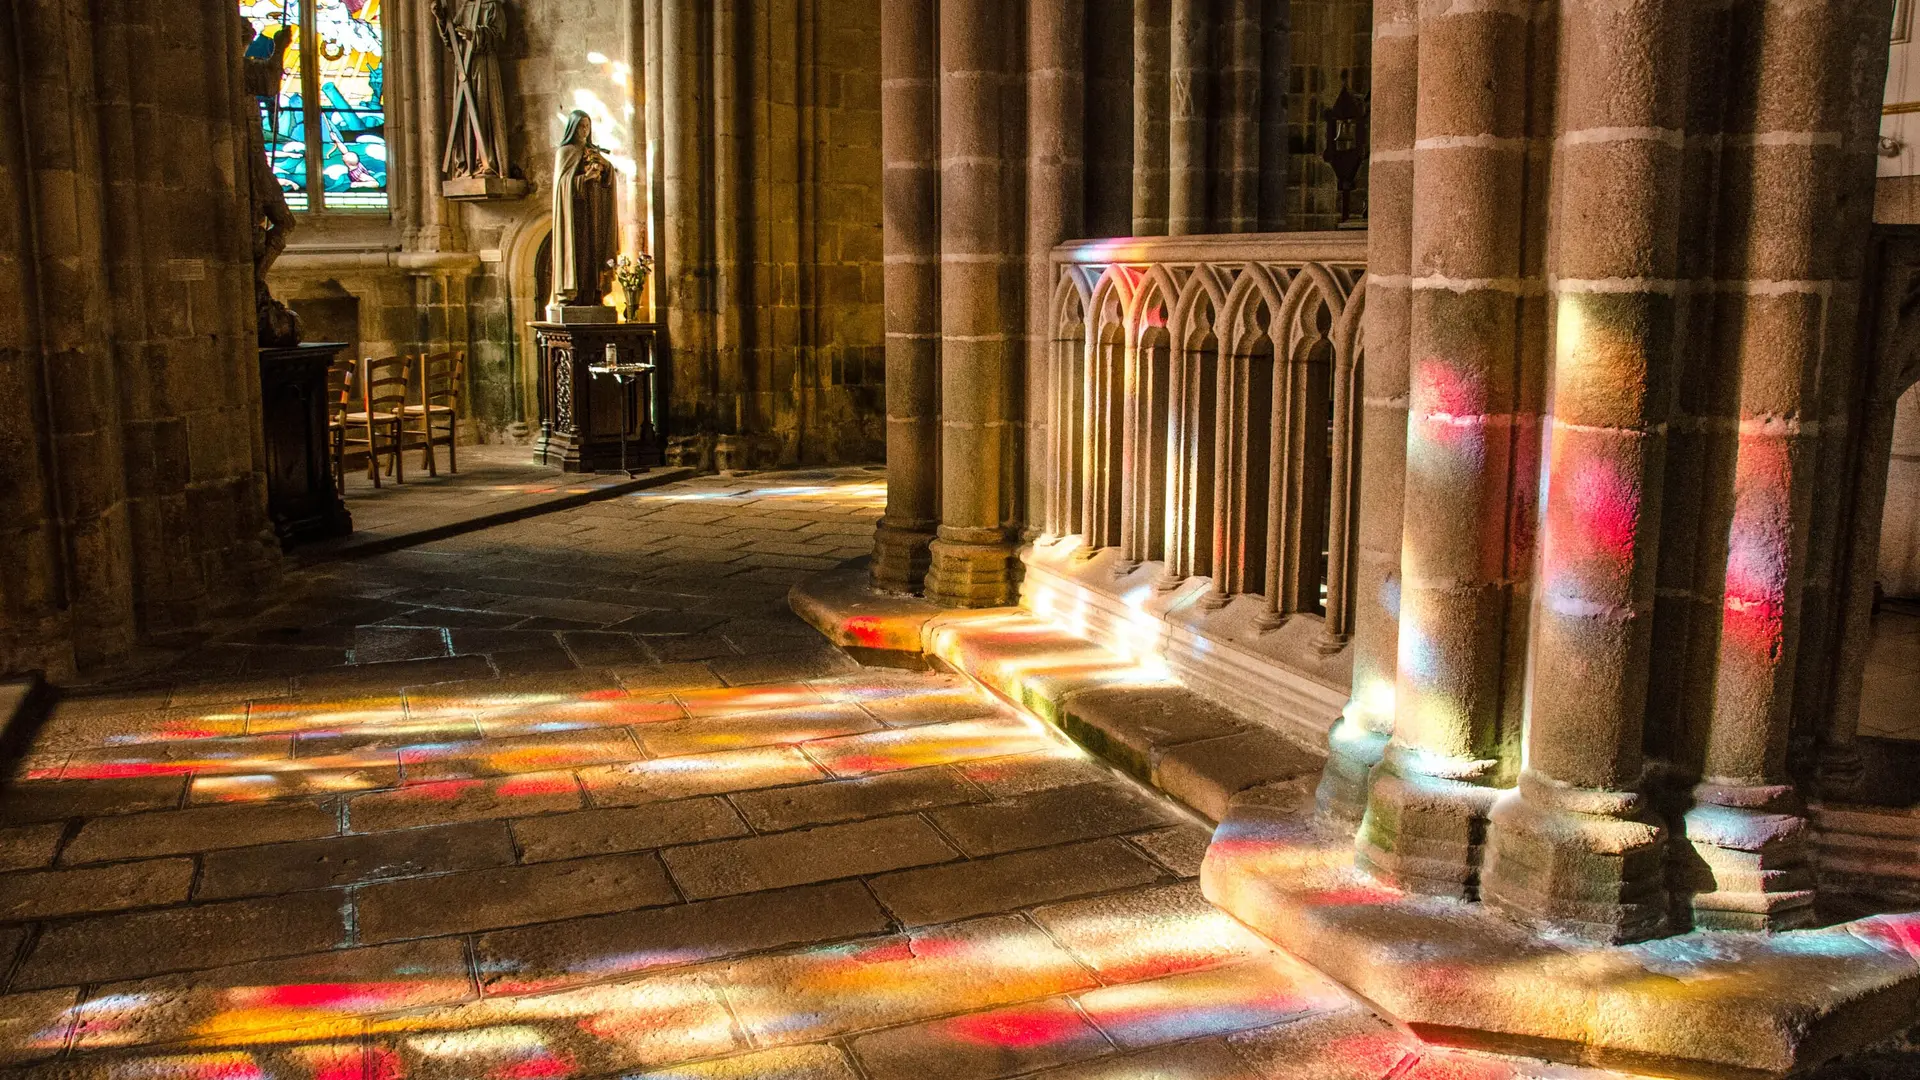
<box><xmin>1202</xmin><ymin>795</ymin><xmax>1920</xmax><ymax>1080</ymax></box>
<box><xmin>788</xmin><ymin>567</ymin><xmax>944</xmax><ymax>659</ymax></box>
<box><xmin>789</xmin><ymin>570</ymin><xmax>1328</xmax><ymax>824</ymax></box>
<box><xmin>791</xmin><ymin>569</ymin><xmax>1920</xmax><ymax>1077</ymax></box>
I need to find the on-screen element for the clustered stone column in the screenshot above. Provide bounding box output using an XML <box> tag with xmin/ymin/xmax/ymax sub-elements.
<box><xmin>0</xmin><ymin>0</ymin><xmax>280</xmax><ymax>678</ymax></box>
<box><xmin>646</xmin><ymin>0</ymin><xmax>886</xmax><ymax>470</ymax></box>
<box><xmin>872</xmin><ymin>0</ymin><xmax>942</xmax><ymax>593</ymax></box>
<box><xmin>1326</xmin><ymin>0</ymin><xmax>1895</xmax><ymax>942</ymax></box>
<box><xmin>1129</xmin><ymin>0</ymin><xmax>1290</xmax><ymax>237</ymax></box>
<box><xmin>923</xmin><ymin>0</ymin><xmax>1024</xmax><ymax>608</ymax></box>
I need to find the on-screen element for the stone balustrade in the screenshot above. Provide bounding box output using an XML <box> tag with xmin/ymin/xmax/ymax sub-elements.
<box><xmin>1026</xmin><ymin>232</ymin><xmax>1368</xmax><ymax>743</ymax></box>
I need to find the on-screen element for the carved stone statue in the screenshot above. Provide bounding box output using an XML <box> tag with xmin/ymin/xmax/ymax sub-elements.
<box><xmin>433</xmin><ymin>0</ymin><xmax>513</xmax><ymax>181</ymax></box>
<box><xmin>240</xmin><ymin>16</ymin><xmax>300</xmax><ymax>347</ymax></box>
<box><xmin>547</xmin><ymin>110</ymin><xmax>618</xmax><ymax>321</ymax></box>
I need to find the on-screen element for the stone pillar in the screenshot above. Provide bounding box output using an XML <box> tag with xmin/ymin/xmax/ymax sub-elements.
<box><xmin>621</xmin><ymin>0</ymin><xmax>652</xmax><ymax>292</ymax></box>
<box><xmin>712</xmin><ymin>0</ymin><xmax>748</xmax><ymax>462</ymax></box>
<box><xmin>1167</xmin><ymin>0</ymin><xmax>1209</xmax><ymax>235</ymax></box>
<box><xmin>924</xmin><ymin>0</ymin><xmax>1021</xmax><ymax>608</ymax></box>
<box><xmin>1027</xmin><ymin>0</ymin><xmax>1086</xmax><ymax>538</ymax></box>
<box><xmin>1680</xmin><ymin>0</ymin><xmax>1885</xmax><ymax>932</ymax></box>
<box><xmin>12</xmin><ymin>0</ymin><xmax>137</xmax><ymax>667</ymax></box>
<box><xmin>872</xmin><ymin>0</ymin><xmax>940</xmax><ymax>593</ymax></box>
<box><xmin>409</xmin><ymin>0</ymin><xmax>451</xmax><ymax>250</ymax></box>
<box><xmin>1317</xmin><ymin>0</ymin><xmax>1413</xmax><ymax>826</ymax></box>
<box><xmin>1479</xmin><ymin>0</ymin><xmax>1690</xmax><ymax>944</ymax></box>
<box><xmin>1132</xmin><ymin>0</ymin><xmax>1170</xmax><ymax>237</ymax></box>
<box><xmin>1357</xmin><ymin>0</ymin><xmax>1538</xmax><ymax>898</ymax></box>
<box><xmin>0</xmin><ymin>4</ymin><xmax>73</xmax><ymax>678</ymax></box>
<box><xmin>1803</xmin><ymin>3</ymin><xmax>1897</xmax><ymax>800</ymax></box>
<box><xmin>662</xmin><ymin>0</ymin><xmax>716</xmax><ymax>462</ymax></box>
<box><xmin>1215</xmin><ymin>0</ymin><xmax>1261</xmax><ymax>233</ymax></box>
<box><xmin>1256</xmin><ymin>1</ymin><xmax>1290</xmax><ymax>232</ymax></box>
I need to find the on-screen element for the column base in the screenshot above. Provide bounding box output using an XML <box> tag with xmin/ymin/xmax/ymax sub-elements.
<box><xmin>1356</xmin><ymin>747</ymin><xmax>1500</xmax><ymax>899</ymax></box>
<box><xmin>871</xmin><ymin>519</ymin><xmax>935</xmax><ymax>595</ymax></box>
<box><xmin>1315</xmin><ymin>717</ymin><xmax>1388</xmax><ymax>828</ymax></box>
<box><xmin>1678</xmin><ymin>786</ymin><xmax>1816</xmax><ymax>932</ymax></box>
<box><xmin>1480</xmin><ymin>773</ymin><xmax>1668</xmax><ymax>944</ymax></box>
<box><xmin>1815</xmin><ymin>742</ymin><xmax>1867</xmax><ymax>802</ymax></box>
<box><xmin>924</xmin><ymin>532</ymin><xmax>1018</xmax><ymax>608</ymax></box>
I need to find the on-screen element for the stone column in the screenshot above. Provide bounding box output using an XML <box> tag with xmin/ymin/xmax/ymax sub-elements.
<box><xmin>872</xmin><ymin>0</ymin><xmax>940</xmax><ymax>593</ymax></box>
<box><xmin>1804</xmin><ymin>3</ymin><xmax>1897</xmax><ymax>799</ymax></box>
<box><xmin>1316</xmin><ymin>0</ymin><xmax>1413</xmax><ymax>826</ymax></box>
<box><xmin>1215</xmin><ymin>0</ymin><xmax>1261</xmax><ymax>233</ymax></box>
<box><xmin>12</xmin><ymin>0</ymin><xmax>137</xmax><ymax>667</ymax></box>
<box><xmin>1819</xmin><ymin>385</ymin><xmax>1900</xmax><ymax>800</ymax></box>
<box><xmin>1357</xmin><ymin>0</ymin><xmax>1538</xmax><ymax>897</ymax></box>
<box><xmin>924</xmin><ymin>0</ymin><xmax>1021</xmax><ymax>608</ymax></box>
<box><xmin>621</xmin><ymin>0</ymin><xmax>652</xmax><ymax>294</ymax></box>
<box><xmin>1680</xmin><ymin>0</ymin><xmax>1885</xmax><ymax>932</ymax></box>
<box><xmin>1256</xmin><ymin>1</ymin><xmax>1290</xmax><ymax>232</ymax></box>
<box><xmin>410</xmin><ymin>0</ymin><xmax>451</xmax><ymax>250</ymax></box>
<box><xmin>1027</xmin><ymin>0</ymin><xmax>1086</xmax><ymax>537</ymax></box>
<box><xmin>1167</xmin><ymin>0</ymin><xmax>1209</xmax><ymax>235</ymax></box>
<box><xmin>712</xmin><ymin>0</ymin><xmax>749</xmax><ymax>463</ymax></box>
<box><xmin>1479</xmin><ymin>0</ymin><xmax>1690</xmax><ymax>944</ymax></box>
<box><xmin>0</xmin><ymin>4</ymin><xmax>73</xmax><ymax>678</ymax></box>
<box><xmin>1132</xmin><ymin>0</ymin><xmax>1170</xmax><ymax>237</ymax></box>
<box><xmin>662</xmin><ymin>0</ymin><xmax>716</xmax><ymax>461</ymax></box>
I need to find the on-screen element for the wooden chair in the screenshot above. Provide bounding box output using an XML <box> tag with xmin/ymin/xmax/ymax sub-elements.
<box><xmin>405</xmin><ymin>350</ymin><xmax>463</xmax><ymax>476</ymax></box>
<box><xmin>325</xmin><ymin>357</ymin><xmax>355</xmax><ymax>494</ymax></box>
<box><xmin>344</xmin><ymin>354</ymin><xmax>409</xmax><ymax>487</ymax></box>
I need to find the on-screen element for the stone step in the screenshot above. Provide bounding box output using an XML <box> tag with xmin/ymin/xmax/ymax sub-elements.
<box><xmin>791</xmin><ymin>568</ymin><xmax>1325</xmax><ymax>823</ymax></box>
<box><xmin>793</xmin><ymin>568</ymin><xmax>1920</xmax><ymax>1080</ymax></box>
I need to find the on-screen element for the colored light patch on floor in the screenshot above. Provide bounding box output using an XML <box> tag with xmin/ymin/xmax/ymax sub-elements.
<box><xmin>803</xmin><ymin>715</ymin><xmax>1072</xmax><ymax>777</ymax></box>
<box><xmin>715</xmin><ymin>916</ymin><xmax>1099</xmax><ymax>1046</ymax></box>
<box><xmin>673</xmin><ymin>685</ymin><xmax>829</xmax><ymax>717</ymax></box>
<box><xmin>577</xmin><ymin>745</ymin><xmax>826</xmax><ymax>805</ymax></box>
<box><xmin>1031</xmin><ymin>883</ymin><xmax>1272</xmax><ymax>983</ymax></box>
<box><xmin>368</xmin><ymin>974</ymin><xmax>740</xmax><ymax>1080</ymax></box>
<box><xmin>635</xmin><ymin>703</ymin><xmax>879</xmax><ymax>758</ymax></box>
<box><xmin>1074</xmin><ymin>958</ymin><xmax>1351</xmax><ymax>1048</ymax></box>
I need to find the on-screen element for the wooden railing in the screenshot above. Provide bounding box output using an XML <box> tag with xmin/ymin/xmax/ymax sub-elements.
<box><xmin>1041</xmin><ymin>232</ymin><xmax>1368</xmax><ymax>645</ymax></box>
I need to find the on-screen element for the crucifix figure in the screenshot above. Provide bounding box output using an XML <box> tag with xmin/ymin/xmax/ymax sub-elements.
<box><xmin>433</xmin><ymin>0</ymin><xmax>513</xmax><ymax>179</ymax></box>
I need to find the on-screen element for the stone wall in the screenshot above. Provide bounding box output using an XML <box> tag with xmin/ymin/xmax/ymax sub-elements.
<box><xmin>0</xmin><ymin>0</ymin><xmax>281</xmax><ymax>679</ymax></box>
<box><xmin>267</xmin><ymin>0</ymin><xmax>886</xmax><ymax>466</ymax></box>
<box><xmin>1285</xmin><ymin>0</ymin><xmax>1371</xmax><ymax>230</ymax></box>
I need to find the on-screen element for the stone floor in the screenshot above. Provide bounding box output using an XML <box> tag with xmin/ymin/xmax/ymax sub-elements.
<box><xmin>315</xmin><ymin>444</ymin><xmax>687</xmax><ymax>560</ymax></box>
<box><xmin>0</xmin><ymin>469</ymin><xmax>1630</xmax><ymax>1079</ymax></box>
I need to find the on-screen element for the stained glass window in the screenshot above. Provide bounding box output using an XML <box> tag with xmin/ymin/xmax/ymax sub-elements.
<box><xmin>241</xmin><ymin>0</ymin><xmax>309</xmax><ymax>211</ymax></box>
<box><xmin>313</xmin><ymin>0</ymin><xmax>388</xmax><ymax>209</ymax></box>
<box><xmin>239</xmin><ymin>0</ymin><xmax>387</xmax><ymax>213</ymax></box>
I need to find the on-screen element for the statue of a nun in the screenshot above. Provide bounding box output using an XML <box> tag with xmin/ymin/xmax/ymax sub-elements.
<box><xmin>546</xmin><ymin>110</ymin><xmax>618</xmax><ymax>321</ymax></box>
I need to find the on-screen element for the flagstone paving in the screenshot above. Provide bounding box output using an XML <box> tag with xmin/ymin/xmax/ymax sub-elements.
<box><xmin>0</xmin><ymin>469</ymin><xmax>1637</xmax><ymax>1079</ymax></box>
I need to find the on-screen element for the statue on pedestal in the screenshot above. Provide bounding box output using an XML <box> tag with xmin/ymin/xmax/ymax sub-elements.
<box><xmin>240</xmin><ymin>16</ymin><xmax>300</xmax><ymax>347</ymax></box>
<box><xmin>433</xmin><ymin>0</ymin><xmax>517</xmax><ymax>189</ymax></box>
<box><xmin>546</xmin><ymin>110</ymin><xmax>618</xmax><ymax>323</ymax></box>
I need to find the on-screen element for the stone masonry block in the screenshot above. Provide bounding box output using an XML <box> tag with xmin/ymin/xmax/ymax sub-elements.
<box><xmin>1153</xmin><ymin>729</ymin><xmax>1325</xmax><ymax>823</ymax></box>
<box><xmin>1058</xmin><ymin>684</ymin><xmax>1249</xmax><ymax>782</ymax></box>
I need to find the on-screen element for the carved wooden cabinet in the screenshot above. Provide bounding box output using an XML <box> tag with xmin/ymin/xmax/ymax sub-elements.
<box><xmin>532</xmin><ymin>322</ymin><xmax>668</xmax><ymax>472</ymax></box>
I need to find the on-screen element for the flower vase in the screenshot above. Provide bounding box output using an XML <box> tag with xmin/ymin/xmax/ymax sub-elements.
<box><xmin>622</xmin><ymin>274</ymin><xmax>648</xmax><ymax>323</ymax></box>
